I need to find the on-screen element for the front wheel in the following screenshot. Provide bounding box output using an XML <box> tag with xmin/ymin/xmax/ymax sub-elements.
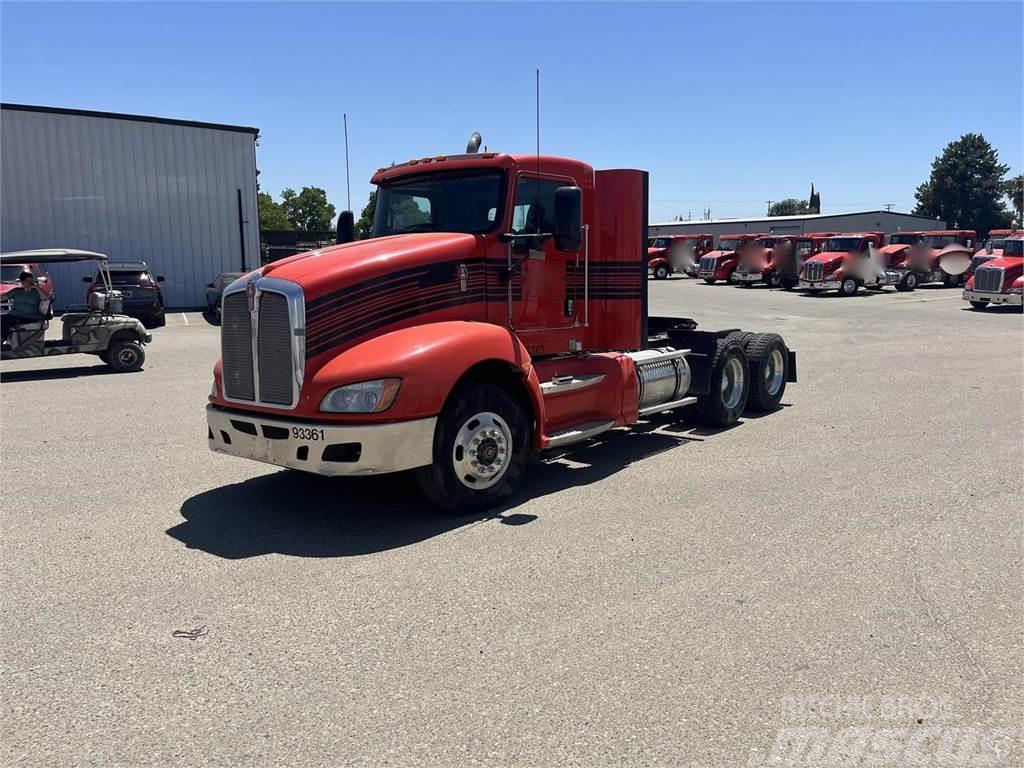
<box><xmin>969</xmin><ymin>300</ymin><xmax>990</xmax><ymax>310</ymax></box>
<box><xmin>106</xmin><ymin>339</ymin><xmax>145</xmax><ymax>372</ymax></box>
<box><xmin>693</xmin><ymin>339</ymin><xmax>748</xmax><ymax>426</ymax></box>
<box><xmin>414</xmin><ymin>383</ymin><xmax>530</xmax><ymax>513</ymax></box>
<box><xmin>653</xmin><ymin>264</ymin><xmax>670</xmax><ymax>280</ymax></box>
<box><xmin>896</xmin><ymin>272</ymin><xmax>918</xmax><ymax>292</ymax></box>
<box><xmin>767</xmin><ymin>272</ymin><xmax>782</xmax><ymax>289</ymax></box>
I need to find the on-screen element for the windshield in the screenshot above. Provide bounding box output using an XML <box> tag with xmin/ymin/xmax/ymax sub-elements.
<box><xmin>102</xmin><ymin>270</ymin><xmax>153</xmax><ymax>285</ymax></box>
<box><xmin>826</xmin><ymin>237</ymin><xmax>865</xmax><ymax>252</ymax></box>
<box><xmin>371</xmin><ymin>170</ymin><xmax>505</xmax><ymax>237</ymax></box>
<box><xmin>1</xmin><ymin>265</ymin><xmax>29</xmax><ymax>283</ymax></box>
<box><xmin>755</xmin><ymin>238</ymin><xmax>778</xmax><ymax>247</ymax></box>
<box><xmin>716</xmin><ymin>239</ymin><xmax>741</xmax><ymax>251</ymax></box>
<box><xmin>889</xmin><ymin>234</ymin><xmax>920</xmax><ymax>245</ymax></box>
<box><xmin>1003</xmin><ymin>240</ymin><xmax>1023</xmax><ymax>257</ymax></box>
<box><xmin>923</xmin><ymin>235</ymin><xmax>960</xmax><ymax>248</ymax></box>
<box><xmin>987</xmin><ymin>238</ymin><xmax>1006</xmax><ymax>250</ymax></box>
<box><xmin>651</xmin><ymin>238</ymin><xmax>672</xmax><ymax>248</ymax></box>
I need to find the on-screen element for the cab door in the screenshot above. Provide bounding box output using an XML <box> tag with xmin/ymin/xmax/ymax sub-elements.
<box><xmin>489</xmin><ymin>173</ymin><xmax>580</xmax><ymax>346</ymax></box>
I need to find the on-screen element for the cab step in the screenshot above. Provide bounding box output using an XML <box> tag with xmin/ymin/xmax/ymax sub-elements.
<box><xmin>546</xmin><ymin>420</ymin><xmax>615</xmax><ymax>448</ymax></box>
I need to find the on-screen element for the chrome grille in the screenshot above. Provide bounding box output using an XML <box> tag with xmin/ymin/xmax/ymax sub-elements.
<box><xmin>257</xmin><ymin>292</ymin><xmax>294</xmax><ymax>405</ymax></box>
<box><xmin>803</xmin><ymin>261</ymin><xmax>824</xmax><ymax>282</ymax></box>
<box><xmin>974</xmin><ymin>266</ymin><xmax>1004</xmax><ymax>293</ymax></box>
<box><xmin>699</xmin><ymin>255</ymin><xmax>717</xmax><ymax>273</ymax></box>
<box><xmin>221</xmin><ymin>292</ymin><xmax>254</xmax><ymax>400</ymax></box>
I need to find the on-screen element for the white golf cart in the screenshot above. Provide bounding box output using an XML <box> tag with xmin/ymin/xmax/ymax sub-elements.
<box><xmin>1</xmin><ymin>249</ymin><xmax>151</xmax><ymax>372</ymax></box>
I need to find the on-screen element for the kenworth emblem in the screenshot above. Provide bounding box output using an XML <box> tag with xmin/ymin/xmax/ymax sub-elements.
<box><xmin>458</xmin><ymin>263</ymin><xmax>468</xmax><ymax>292</ymax></box>
<box><xmin>246</xmin><ymin>279</ymin><xmax>257</xmax><ymax>312</ymax></box>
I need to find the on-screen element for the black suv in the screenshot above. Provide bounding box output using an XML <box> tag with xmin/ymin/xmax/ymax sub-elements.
<box><xmin>85</xmin><ymin>262</ymin><xmax>166</xmax><ymax>328</ymax></box>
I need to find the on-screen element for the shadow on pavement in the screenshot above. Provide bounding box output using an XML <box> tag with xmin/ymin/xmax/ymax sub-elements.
<box><xmin>169</xmin><ymin>407</ymin><xmax>761</xmax><ymax>559</ymax></box>
<box><xmin>1</xmin><ymin>364</ymin><xmax>118</xmax><ymax>382</ymax></box>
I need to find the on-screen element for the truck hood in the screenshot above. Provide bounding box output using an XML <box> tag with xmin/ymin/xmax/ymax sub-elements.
<box><xmin>975</xmin><ymin>255</ymin><xmax>1024</xmax><ymax>275</ymax></box>
<box><xmin>0</xmin><ymin>283</ymin><xmax>17</xmax><ymax>297</ymax></box>
<box><xmin>805</xmin><ymin>251</ymin><xmax>846</xmax><ymax>268</ymax></box>
<box><xmin>259</xmin><ymin>232</ymin><xmax>482</xmax><ymax>303</ymax></box>
<box><xmin>647</xmin><ymin>246</ymin><xmax>667</xmax><ymax>258</ymax></box>
<box><xmin>703</xmin><ymin>249</ymin><xmax>736</xmax><ymax>260</ymax></box>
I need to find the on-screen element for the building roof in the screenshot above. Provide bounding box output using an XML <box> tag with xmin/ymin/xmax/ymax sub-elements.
<box><xmin>1</xmin><ymin>103</ymin><xmax>259</xmax><ymax>137</ymax></box>
<box><xmin>652</xmin><ymin>210</ymin><xmax>941</xmax><ymax>227</ymax></box>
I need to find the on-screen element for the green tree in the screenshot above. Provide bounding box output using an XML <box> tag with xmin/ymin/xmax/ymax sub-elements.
<box><xmin>257</xmin><ymin>192</ymin><xmax>292</xmax><ymax>230</ymax></box>
<box><xmin>809</xmin><ymin>183</ymin><xmax>821</xmax><ymax>214</ymax></box>
<box><xmin>355</xmin><ymin>191</ymin><xmax>376</xmax><ymax>239</ymax></box>
<box><xmin>769</xmin><ymin>198</ymin><xmax>812</xmax><ymax>216</ymax></box>
<box><xmin>280</xmin><ymin>186</ymin><xmax>337</xmax><ymax>232</ymax></box>
<box><xmin>1005</xmin><ymin>173</ymin><xmax>1023</xmax><ymax>227</ymax></box>
<box><xmin>913</xmin><ymin>133</ymin><xmax>1010</xmax><ymax>232</ymax></box>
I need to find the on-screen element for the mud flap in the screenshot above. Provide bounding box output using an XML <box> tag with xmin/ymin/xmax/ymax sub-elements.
<box><xmin>787</xmin><ymin>350</ymin><xmax>798</xmax><ymax>383</ymax></box>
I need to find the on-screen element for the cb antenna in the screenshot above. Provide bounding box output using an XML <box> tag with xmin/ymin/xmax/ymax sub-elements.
<box><xmin>535</xmin><ymin>68</ymin><xmax>541</xmax><ymax>236</ymax></box>
<box><xmin>343</xmin><ymin>113</ymin><xmax>351</xmax><ymax>211</ymax></box>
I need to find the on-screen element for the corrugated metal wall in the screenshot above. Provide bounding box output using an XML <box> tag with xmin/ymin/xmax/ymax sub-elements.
<box><xmin>650</xmin><ymin>212</ymin><xmax>946</xmax><ymax>243</ymax></box>
<box><xmin>1</xmin><ymin>106</ymin><xmax>259</xmax><ymax>310</ymax></box>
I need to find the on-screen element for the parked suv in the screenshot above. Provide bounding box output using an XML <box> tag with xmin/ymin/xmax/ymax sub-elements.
<box><xmin>85</xmin><ymin>262</ymin><xmax>165</xmax><ymax>328</ymax></box>
<box><xmin>204</xmin><ymin>272</ymin><xmax>243</xmax><ymax>325</ymax></box>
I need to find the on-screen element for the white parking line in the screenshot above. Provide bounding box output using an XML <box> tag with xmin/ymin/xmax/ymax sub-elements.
<box><xmin>181</xmin><ymin>313</ymin><xmax>189</xmax><ymax>325</ymax></box>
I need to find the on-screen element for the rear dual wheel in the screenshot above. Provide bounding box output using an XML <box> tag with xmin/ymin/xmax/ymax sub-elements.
<box><xmin>724</xmin><ymin>332</ymin><xmax>789</xmax><ymax>412</ymax></box>
<box><xmin>693</xmin><ymin>339</ymin><xmax>748</xmax><ymax>426</ymax></box>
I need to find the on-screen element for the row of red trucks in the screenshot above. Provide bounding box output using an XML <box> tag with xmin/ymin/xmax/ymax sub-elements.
<box><xmin>647</xmin><ymin>229</ymin><xmax>1022</xmax><ymax>305</ymax></box>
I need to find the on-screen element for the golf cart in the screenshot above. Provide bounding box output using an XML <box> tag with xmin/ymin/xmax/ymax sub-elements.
<box><xmin>1</xmin><ymin>249</ymin><xmax>151</xmax><ymax>372</ymax></box>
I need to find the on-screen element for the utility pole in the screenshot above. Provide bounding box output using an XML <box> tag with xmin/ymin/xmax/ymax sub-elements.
<box><xmin>766</xmin><ymin>200</ymin><xmax>774</xmax><ymax>215</ymax></box>
<box><xmin>884</xmin><ymin>202</ymin><xmax>894</xmax><ymax>212</ymax></box>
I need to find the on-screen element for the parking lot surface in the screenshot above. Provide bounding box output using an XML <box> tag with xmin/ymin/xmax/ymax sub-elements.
<box><xmin>3</xmin><ymin>281</ymin><xmax>1021</xmax><ymax>767</ymax></box>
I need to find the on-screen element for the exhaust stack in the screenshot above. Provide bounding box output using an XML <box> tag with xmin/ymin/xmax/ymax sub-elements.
<box><xmin>466</xmin><ymin>132</ymin><xmax>482</xmax><ymax>153</ymax></box>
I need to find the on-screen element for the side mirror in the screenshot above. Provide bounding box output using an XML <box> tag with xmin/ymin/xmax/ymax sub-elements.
<box><xmin>157</xmin><ymin>275</ymin><xmax>165</xmax><ymax>282</ymax></box>
<box><xmin>336</xmin><ymin>210</ymin><xmax>355</xmax><ymax>244</ymax></box>
<box><xmin>553</xmin><ymin>186</ymin><xmax>582</xmax><ymax>252</ymax></box>
<box><xmin>82</xmin><ymin>276</ymin><xmax>92</xmax><ymax>283</ymax></box>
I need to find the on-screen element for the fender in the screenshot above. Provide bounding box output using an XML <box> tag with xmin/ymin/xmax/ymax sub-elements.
<box><xmin>307</xmin><ymin>320</ymin><xmax>546</xmax><ymax>441</ymax></box>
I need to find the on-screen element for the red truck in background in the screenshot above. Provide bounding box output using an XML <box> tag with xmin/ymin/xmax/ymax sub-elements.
<box><xmin>968</xmin><ymin>229</ymin><xmax>1019</xmax><ymax>278</ymax></box>
<box><xmin>206</xmin><ymin>144</ymin><xmax>797</xmax><ymax>512</ymax></box>
<box><xmin>879</xmin><ymin>231</ymin><xmax>924</xmax><ymax>267</ymax></box>
<box><xmin>1</xmin><ymin>261</ymin><xmax>54</xmax><ymax>316</ymax></box>
<box><xmin>732</xmin><ymin>235</ymin><xmax>801</xmax><ymax>288</ymax></box>
<box><xmin>697</xmin><ymin>234</ymin><xmax>763</xmax><ymax>284</ymax></box>
<box><xmin>798</xmin><ymin>232</ymin><xmax>910</xmax><ymax>295</ymax></box>
<box><xmin>647</xmin><ymin>234</ymin><xmax>713</xmax><ymax>279</ymax></box>
<box><xmin>887</xmin><ymin>230</ymin><xmax>976</xmax><ymax>288</ymax></box>
<box><xmin>962</xmin><ymin>234</ymin><xmax>1023</xmax><ymax>310</ymax></box>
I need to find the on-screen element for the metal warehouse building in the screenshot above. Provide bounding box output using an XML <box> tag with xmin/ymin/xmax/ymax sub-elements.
<box><xmin>1</xmin><ymin>103</ymin><xmax>260</xmax><ymax>310</ymax></box>
<box><xmin>649</xmin><ymin>210</ymin><xmax>945</xmax><ymax>242</ymax></box>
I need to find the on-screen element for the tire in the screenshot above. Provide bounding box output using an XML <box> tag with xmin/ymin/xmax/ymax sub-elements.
<box><xmin>414</xmin><ymin>383</ymin><xmax>530</xmax><ymax>513</ymax></box>
<box><xmin>703</xmin><ymin>278</ymin><xmax>716</xmax><ymax>285</ymax></box>
<box><xmin>143</xmin><ymin>311</ymin><xmax>166</xmax><ymax>329</ymax></box>
<box><xmin>942</xmin><ymin>272</ymin><xmax>962</xmax><ymax>288</ymax></box>
<box><xmin>767</xmin><ymin>272</ymin><xmax>782</xmax><ymax>289</ymax></box>
<box><xmin>969</xmin><ymin>300</ymin><xmax>990</xmax><ymax>310</ymax></box>
<box><xmin>896</xmin><ymin>271</ymin><xmax>918</xmax><ymax>292</ymax></box>
<box><xmin>653</xmin><ymin>264</ymin><xmax>670</xmax><ymax>280</ymax></box>
<box><xmin>745</xmin><ymin>333</ymin><xmax>788</xmax><ymax>412</ymax></box>
<box><xmin>839</xmin><ymin>277</ymin><xmax>859</xmax><ymax>296</ymax></box>
<box><xmin>725</xmin><ymin>331</ymin><xmax>756</xmax><ymax>350</ymax></box>
<box><xmin>106</xmin><ymin>339</ymin><xmax>145</xmax><ymax>372</ymax></box>
<box><xmin>692</xmin><ymin>339</ymin><xmax>749</xmax><ymax>426</ymax></box>
<box><xmin>781</xmin><ymin>278</ymin><xmax>797</xmax><ymax>291</ymax></box>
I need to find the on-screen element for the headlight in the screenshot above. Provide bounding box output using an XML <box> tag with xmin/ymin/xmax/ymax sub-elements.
<box><xmin>210</xmin><ymin>378</ymin><xmax>218</xmax><ymax>399</ymax></box>
<box><xmin>320</xmin><ymin>379</ymin><xmax>401</xmax><ymax>413</ymax></box>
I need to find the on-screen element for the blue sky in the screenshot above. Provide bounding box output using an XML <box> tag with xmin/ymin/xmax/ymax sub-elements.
<box><xmin>2</xmin><ymin>2</ymin><xmax>1021</xmax><ymax>222</ymax></box>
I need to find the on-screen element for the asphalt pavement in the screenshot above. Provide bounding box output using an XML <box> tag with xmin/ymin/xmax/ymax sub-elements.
<box><xmin>2</xmin><ymin>280</ymin><xmax>1021</xmax><ymax>767</ymax></box>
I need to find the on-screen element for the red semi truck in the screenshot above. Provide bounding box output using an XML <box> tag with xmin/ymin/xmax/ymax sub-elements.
<box><xmin>732</xmin><ymin>235</ymin><xmax>801</xmax><ymax>288</ymax></box>
<box><xmin>697</xmin><ymin>234</ymin><xmax>763</xmax><ymax>284</ymax></box>
<box><xmin>647</xmin><ymin>234</ymin><xmax>713</xmax><ymax>279</ymax></box>
<box><xmin>968</xmin><ymin>229</ymin><xmax>1019</xmax><ymax>277</ymax></box>
<box><xmin>961</xmin><ymin>234</ymin><xmax>1023</xmax><ymax>309</ymax></box>
<box><xmin>887</xmin><ymin>230</ymin><xmax>976</xmax><ymax>288</ymax></box>
<box><xmin>206</xmin><ymin>147</ymin><xmax>797</xmax><ymax>511</ymax></box>
<box><xmin>798</xmin><ymin>232</ymin><xmax>910</xmax><ymax>295</ymax></box>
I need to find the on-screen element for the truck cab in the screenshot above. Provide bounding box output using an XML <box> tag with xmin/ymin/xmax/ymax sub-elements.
<box><xmin>963</xmin><ymin>235</ymin><xmax>1024</xmax><ymax>310</ymax></box>
<box><xmin>890</xmin><ymin>230</ymin><xmax>976</xmax><ymax>287</ymax></box>
<box><xmin>880</xmin><ymin>231</ymin><xmax>924</xmax><ymax>267</ymax></box>
<box><xmin>697</xmin><ymin>234</ymin><xmax>762</xmax><ymax>284</ymax></box>
<box><xmin>647</xmin><ymin>234</ymin><xmax>713</xmax><ymax>279</ymax></box>
<box><xmin>733</xmin><ymin>235</ymin><xmax>799</xmax><ymax>288</ymax></box>
<box><xmin>206</xmin><ymin>148</ymin><xmax>798</xmax><ymax>511</ymax></box>
<box><xmin>969</xmin><ymin>229</ymin><xmax>1018</xmax><ymax>277</ymax></box>
<box><xmin>798</xmin><ymin>232</ymin><xmax>907</xmax><ymax>295</ymax></box>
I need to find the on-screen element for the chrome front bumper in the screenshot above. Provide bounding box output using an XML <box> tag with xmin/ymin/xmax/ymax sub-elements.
<box><xmin>733</xmin><ymin>271</ymin><xmax>762</xmax><ymax>283</ymax></box>
<box><xmin>963</xmin><ymin>289</ymin><xmax>1022</xmax><ymax>306</ymax></box>
<box><xmin>799</xmin><ymin>279</ymin><xmax>838</xmax><ymax>290</ymax></box>
<box><xmin>206</xmin><ymin>404</ymin><xmax>436</xmax><ymax>476</ymax></box>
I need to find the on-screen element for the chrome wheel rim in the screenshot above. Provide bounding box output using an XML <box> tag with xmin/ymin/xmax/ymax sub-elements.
<box><xmin>721</xmin><ymin>357</ymin><xmax>745</xmax><ymax>410</ymax></box>
<box><xmin>765</xmin><ymin>348</ymin><xmax>784</xmax><ymax>396</ymax></box>
<box><xmin>843</xmin><ymin>278</ymin><xmax>856</xmax><ymax>294</ymax></box>
<box><xmin>453</xmin><ymin>411</ymin><xmax>512</xmax><ymax>490</ymax></box>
